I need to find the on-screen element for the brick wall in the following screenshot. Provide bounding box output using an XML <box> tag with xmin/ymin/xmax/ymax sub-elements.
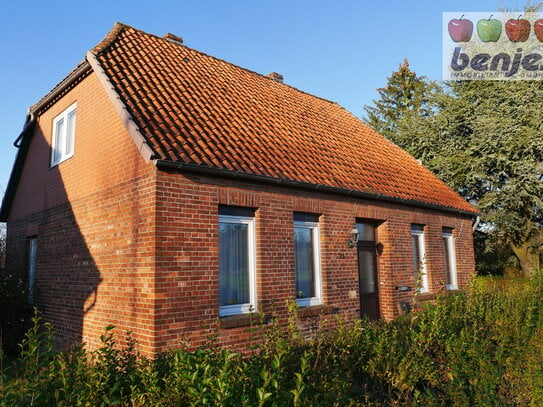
<box><xmin>153</xmin><ymin>171</ymin><xmax>475</xmax><ymax>353</ymax></box>
<box><xmin>6</xmin><ymin>72</ymin><xmax>158</xmax><ymax>354</ymax></box>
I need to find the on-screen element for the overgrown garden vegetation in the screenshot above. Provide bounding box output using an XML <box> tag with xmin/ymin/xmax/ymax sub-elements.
<box><xmin>2</xmin><ymin>273</ymin><xmax>543</xmax><ymax>406</ymax></box>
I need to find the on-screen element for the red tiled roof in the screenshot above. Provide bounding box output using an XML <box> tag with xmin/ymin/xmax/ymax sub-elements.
<box><xmin>90</xmin><ymin>23</ymin><xmax>476</xmax><ymax>214</ymax></box>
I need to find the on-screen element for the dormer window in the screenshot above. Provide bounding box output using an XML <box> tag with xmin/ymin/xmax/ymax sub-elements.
<box><xmin>51</xmin><ymin>103</ymin><xmax>76</xmax><ymax>166</ymax></box>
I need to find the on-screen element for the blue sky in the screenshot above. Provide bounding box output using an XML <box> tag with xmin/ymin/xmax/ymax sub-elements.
<box><xmin>0</xmin><ymin>0</ymin><xmax>517</xmax><ymax>203</ymax></box>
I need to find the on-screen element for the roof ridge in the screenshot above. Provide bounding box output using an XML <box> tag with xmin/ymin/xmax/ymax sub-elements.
<box><xmin>92</xmin><ymin>21</ymin><xmax>131</xmax><ymax>54</ymax></box>
<box><xmin>94</xmin><ymin>22</ymin><xmax>342</xmax><ymax>107</ymax></box>
<box><xmin>179</xmin><ymin>45</ymin><xmax>341</xmax><ymax>106</ymax></box>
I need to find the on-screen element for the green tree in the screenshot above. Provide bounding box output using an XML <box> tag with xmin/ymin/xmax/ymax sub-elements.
<box><xmin>365</xmin><ymin>72</ymin><xmax>543</xmax><ymax>275</ymax></box>
<box><xmin>428</xmin><ymin>81</ymin><xmax>543</xmax><ymax>275</ymax></box>
<box><xmin>363</xmin><ymin>59</ymin><xmax>438</xmax><ymax>152</ymax></box>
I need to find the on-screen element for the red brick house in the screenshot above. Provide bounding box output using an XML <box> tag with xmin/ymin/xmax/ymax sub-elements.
<box><xmin>1</xmin><ymin>23</ymin><xmax>477</xmax><ymax>356</ymax></box>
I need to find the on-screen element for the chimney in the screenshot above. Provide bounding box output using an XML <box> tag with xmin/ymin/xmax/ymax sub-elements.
<box><xmin>267</xmin><ymin>72</ymin><xmax>283</xmax><ymax>83</ymax></box>
<box><xmin>163</xmin><ymin>33</ymin><xmax>183</xmax><ymax>45</ymax></box>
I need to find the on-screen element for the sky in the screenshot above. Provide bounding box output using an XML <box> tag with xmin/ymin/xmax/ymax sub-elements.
<box><xmin>0</xmin><ymin>0</ymin><xmax>524</xmax><ymax>205</ymax></box>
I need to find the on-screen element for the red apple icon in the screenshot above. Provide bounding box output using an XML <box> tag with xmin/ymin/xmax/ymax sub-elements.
<box><xmin>535</xmin><ymin>19</ymin><xmax>543</xmax><ymax>41</ymax></box>
<box><xmin>448</xmin><ymin>15</ymin><xmax>474</xmax><ymax>42</ymax></box>
<box><xmin>505</xmin><ymin>15</ymin><xmax>531</xmax><ymax>42</ymax></box>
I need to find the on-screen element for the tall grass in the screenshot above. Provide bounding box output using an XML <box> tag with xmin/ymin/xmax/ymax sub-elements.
<box><xmin>2</xmin><ymin>273</ymin><xmax>543</xmax><ymax>406</ymax></box>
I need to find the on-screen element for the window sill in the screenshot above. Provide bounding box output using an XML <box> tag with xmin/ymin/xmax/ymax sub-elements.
<box><xmin>297</xmin><ymin>304</ymin><xmax>338</xmax><ymax>318</ymax></box>
<box><xmin>220</xmin><ymin>313</ymin><xmax>267</xmax><ymax>329</ymax></box>
<box><xmin>446</xmin><ymin>286</ymin><xmax>459</xmax><ymax>292</ymax></box>
<box><xmin>49</xmin><ymin>154</ymin><xmax>74</xmax><ymax>169</ymax></box>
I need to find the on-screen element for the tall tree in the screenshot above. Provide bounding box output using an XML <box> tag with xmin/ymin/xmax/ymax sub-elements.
<box><xmin>427</xmin><ymin>81</ymin><xmax>543</xmax><ymax>274</ymax></box>
<box><xmin>363</xmin><ymin>59</ymin><xmax>438</xmax><ymax>153</ymax></box>
<box><xmin>364</xmin><ymin>69</ymin><xmax>543</xmax><ymax>275</ymax></box>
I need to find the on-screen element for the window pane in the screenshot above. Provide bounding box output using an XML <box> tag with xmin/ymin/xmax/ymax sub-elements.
<box><xmin>53</xmin><ymin>118</ymin><xmax>65</xmax><ymax>163</ymax></box>
<box><xmin>412</xmin><ymin>235</ymin><xmax>421</xmax><ymax>272</ymax></box>
<box><xmin>219</xmin><ymin>222</ymin><xmax>249</xmax><ymax>306</ymax></box>
<box><xmin>28</xmin><ymin>238</ymin><xmax>38</xmax><ymax>304</ymax></box>
<box><xmin>66</xmin><ymin>109</ymin><xmax>76</xmax><ymax>156</ymax></box>
<box><xmin>356</xmin><ymin>223</ymin><xmax>374</xmax><ymax>241</ymax></box>
<box><xmin>294</xmin><ymin>227</ymin><xmax>314</xmax><ymax>299</ymax></box>
<box><xmin>293</xmin><ymin>213</ymin><xmax>319</xmax><ymax>223</ymax></box>
<box><xmin>358</xmin><ymin>249</ymin><xmax>376</xmax><ymax>294</ymax></box>
<box><xmin>219</xmin><ymin>206</ymin><xmax>255</xmax><ymax>217</ymax></box>
<box><xmin>443</xmin><ymin>231</ymin><xmax>456</xmax><ymax>289</ymax></box>
<box><xmin>443</xmin><ymin>237</ymin><xmax>453</xmax><ymax>285</ymax></box>
<box><xmin>411</xmin><ymin>228</ymin><xmax>427</xmax><ymax>292</ymax></box>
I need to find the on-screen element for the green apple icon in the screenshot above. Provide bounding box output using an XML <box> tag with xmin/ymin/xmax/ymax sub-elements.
<box><xmin>477</xmin><ymin>15</ymin><xmax>502</xmax><ymax>42</ymax></box>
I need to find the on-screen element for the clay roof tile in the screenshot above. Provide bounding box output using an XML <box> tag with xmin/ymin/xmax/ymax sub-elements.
<box><xmin>88</xmin><ymin>23</ymin><xmax>476</xmax><ymax>214</ymax></box>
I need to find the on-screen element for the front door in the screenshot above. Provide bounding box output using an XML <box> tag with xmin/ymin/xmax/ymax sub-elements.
<box><xmin>357</xmin><ymin>223</ymin><xmax>380</xmax><ymax>320</ymax></box>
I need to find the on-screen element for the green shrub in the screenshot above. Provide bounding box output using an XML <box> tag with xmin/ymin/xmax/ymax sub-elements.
<box><xmin>2</xmin><ymin>273</ymin><xmax>543</xmax><ymax>406</ymax></box>
<box><xmin>0</xmin><ymin>270</ymin><xmax>33</xmax><ymax>357</ymax></box>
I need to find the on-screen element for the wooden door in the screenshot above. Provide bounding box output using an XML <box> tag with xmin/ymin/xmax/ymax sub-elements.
<box><xmin>357</xmin><ymin>223</ymin><xmax>380</xmax><ymax>320</ymax></box>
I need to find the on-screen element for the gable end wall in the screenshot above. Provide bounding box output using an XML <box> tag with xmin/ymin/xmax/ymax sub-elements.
<box><xmin>6</xmin><ymin>71</ymin><xmax>158</xmax><ymax>355</ymax></box>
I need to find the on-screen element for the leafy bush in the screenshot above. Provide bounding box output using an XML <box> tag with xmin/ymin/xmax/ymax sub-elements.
<box><xmin>0</xmin><ymin>270</ymin><xmax>33</xmax><ymax>357</ymax></box>
<box><xmin>2</xmin><ymin>273</ymin><xmax>543</xmax><ymax>406</ymax></box>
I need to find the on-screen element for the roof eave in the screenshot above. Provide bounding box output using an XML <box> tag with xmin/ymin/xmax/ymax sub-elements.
<box><xmin>0</xmin><ymin>118</ymin><xmax>37</xmax><ymax>222</ymax></box>
<box><xmin>30</xmin><ymin>61</ymin><xmax>92</xmax><ymax>117</ymax></box>
<box><xmin>2</xmin><ymin>28</ymin><xmax>161</xmax><ymax>222</ymax></box>
<box><xmin>154</xmin><ymin>159</ymin><xmax>479</xmax><ymax>217</ymax></box>
<box><xmin>86</xmin><ymin>50</ymin><xmax>157</xmax><ymax>163</ymax></box>
<box><xmin>1</xmin><ymin>60</ymin><xmax>93</xmax><ymax>223</ymax></box>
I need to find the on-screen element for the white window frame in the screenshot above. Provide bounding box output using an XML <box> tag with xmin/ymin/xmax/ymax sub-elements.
<box><xmin>442</xmin><ymin>229</ymin><xmax>458</xmax><ymax>290</ymax></box>
<box><xmin>28</xmin><ymin>237</ymin><xmax>38</xmax><ymax>305</ymax></box>
<box><xmin>51</xmin><ymin>102</ymin><xmax>76</xmax><ymax>167</ymax></box>
<box><xmin>218</xmin><ymin>214</ymin><xmax>257</xmax><ymax>317</ymax></box>
<box><xmin>411</xmin><ymin>225</ymin><xmax>428</xmax><ymax>293</ymax></box>
<box><xmin>294</xmin><ymin>219</ymin><xmax>322</xmax><ymax>307</ymax></box>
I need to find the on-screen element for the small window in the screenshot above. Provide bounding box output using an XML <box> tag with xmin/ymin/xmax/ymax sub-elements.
<box><xmin>442</xmin><ymin>228</ymin><xmax>458</xmax><ymax>290</ymax></box>
<box><xmin>51</xmin><ymin>103</ymin><xmax>76</xmax><ymax>166</ymax></box>
<box><xmin>294</xmin><ymin>213</ymin><xmax>322</xmax><ymax>307</ymax></box>
<box><xmin>411</xmin><ymin>224</ymin><xmax>428</xmax><ymax>293</ymax></box>
<box><xmin>218</xmin><ymin>206</ymin><xmax>256</xmax><ymax>317</ymax></box>
<box><xmin>28</xmin><ymin>237</ymin><xmax>38</xmax><ymax>304</ymax></box>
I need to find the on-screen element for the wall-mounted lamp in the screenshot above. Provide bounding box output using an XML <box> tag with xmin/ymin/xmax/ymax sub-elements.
<box><xmin>348</xmin><ymin>228</ymin><xmax>359</xmax><ymax>248</ymax></box>
<box><xmin>395</xmin><ymin>285</ymin><xmax>412</xmax><ymax>292</ymax></box>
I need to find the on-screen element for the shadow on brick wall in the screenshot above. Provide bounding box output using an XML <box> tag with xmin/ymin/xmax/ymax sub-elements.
<box><xmin>4</xmin><ymin>125</ymin><xmax>102</xmax><ymax>352</ymax></box>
